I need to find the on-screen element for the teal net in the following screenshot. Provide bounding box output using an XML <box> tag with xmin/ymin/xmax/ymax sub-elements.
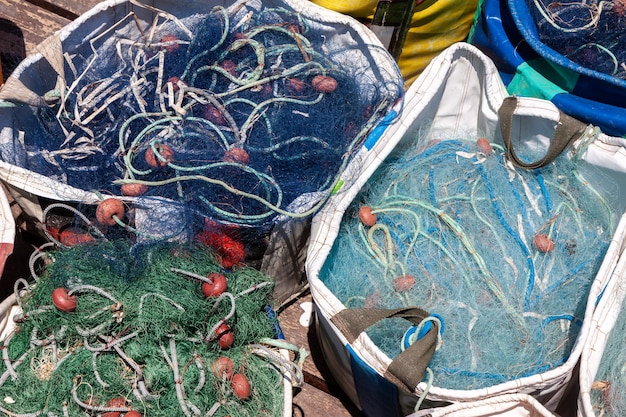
<box><xmin>0</xmin><ymin>240</ymin><xmax>302</xmax><ymax>416</ymax></box>
<box><xmin>590</xmin><ymin>298</ymin><xmax>626</xmax><ymax>416</ymax></box>
<box><xmin>319</xmin><ymin>132</ymin><xmax>621</xmax><ymax>390</ymax></box>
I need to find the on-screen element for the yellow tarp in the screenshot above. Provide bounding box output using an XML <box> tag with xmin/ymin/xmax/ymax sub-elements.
<box><xmin>311</xmin><ymin>0</ymin><xmax>479</xmax><ymax>87</ymax></box>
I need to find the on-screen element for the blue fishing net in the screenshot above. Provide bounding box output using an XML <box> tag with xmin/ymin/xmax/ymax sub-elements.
<box><xmin>526</xmin><ymin>0</ymin><xmax>626</xmax><ymax>79</ymax></box>
<box><xmin>319</xmin><ymin>131</ymin><xmax>622</xmax><ymax>390</ymax></box>
<box><xmin>0</xmin><ymin>1</ymin><xmax>402</xmax><ymax>250</ymax></box>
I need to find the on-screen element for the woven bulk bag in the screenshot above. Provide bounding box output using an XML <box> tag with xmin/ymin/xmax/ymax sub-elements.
<box><xmin>578</xmin><ymin>224</ymin><xmax>626</xmax><ymax>417</ymax></box>
<box><xmin>305</xmin><ymin>42</ymin><xmax>626</xmax><ymax>417</ymax></box>
<box><xmin>0</xmin><ymin>0</ymin><xmax>403</xmax><ymax>305</ymax></box>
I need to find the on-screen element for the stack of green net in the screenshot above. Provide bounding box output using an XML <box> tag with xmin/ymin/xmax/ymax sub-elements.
<box><xmin>0</xmin><ymin>240</ymin><xmax>298</xmax><ymax>416</ymax></box>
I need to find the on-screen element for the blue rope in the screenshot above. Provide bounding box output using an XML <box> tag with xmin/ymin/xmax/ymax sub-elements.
<box><xmin>476</xmin><ymin>162</ymin><xmax>536</xmax><ymax>310</ymax></box>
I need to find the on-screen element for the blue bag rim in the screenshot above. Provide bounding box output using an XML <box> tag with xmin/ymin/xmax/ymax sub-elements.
<box><xmin>508</xmin><ymin>0</ymin><xmax>626</xmax><ymax>89</ymax></box>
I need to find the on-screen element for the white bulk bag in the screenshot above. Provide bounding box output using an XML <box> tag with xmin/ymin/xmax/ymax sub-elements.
<box><xmin>306</xmin><ymin>42</ymin><xmax>626</xmax><ymax>417</ymax></box>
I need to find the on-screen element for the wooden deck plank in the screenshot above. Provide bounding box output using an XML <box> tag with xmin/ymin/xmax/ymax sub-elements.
<box><xmin>292</xmin><ymin>381</ymin><xmax>360</xmax><ymax>417</ymax></box>
<box><xmin>0</xmin><ymin>0</ymin><xmax>102</xmax><ymax>82</ymax></box>
<box><xmin>0</xmin><ymin>0</ymin><xmax>69</xmax><ymax>80</ymax></box>
<box><xmin>278</xmin><ymin>293</ymin><xmax>327</xmax><ymax>389</ymax></box>
<box><xmin>279</xmin><ymin>292</ymin><xmax>364</xmax><ymax>417</ymax></box>
<box><xmin>26</xmin><ymin>0</ymin><xmax>103</xmax><ymax>20</ymax></box>
<box><xmin>0</xmin><ymin>0</ymin><xmax>69</xmax><ymax>54</ymax></box>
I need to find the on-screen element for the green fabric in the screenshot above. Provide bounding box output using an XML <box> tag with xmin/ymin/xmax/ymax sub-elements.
<box><xmin>508</xmin><ymin>59</ymin><xmax>579</xmax><ymax>100</ymax></box>
<box><xmin>466</xmin><ymin>0</ymin><xmax>485</xmax><ymax>42</ymax></box>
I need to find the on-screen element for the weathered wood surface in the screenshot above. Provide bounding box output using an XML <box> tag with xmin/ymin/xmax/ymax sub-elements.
<box><xmin>29</xmin><ymin>0</ymin><xmax>103</xmax><ymax>18</ymax></box>
<box><xmin>0</xmin><ymin>0</ymin><xmax>106</xmax><ymax>82</ymax></box>
<box><xmin>0</xmin><ymin>0</ymin><xmax>68</xmax><ymax>80</ymax></box>
<box><xmin>280</xmin><ymin>292</ymin><xmax>363</xmax><ymax>417</ymax></box>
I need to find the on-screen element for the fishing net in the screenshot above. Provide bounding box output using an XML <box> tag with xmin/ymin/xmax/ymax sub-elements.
<box><xmin>590</xmin><ymin>299</ymin><xmax>626</xmax><ymax>417</ymax></box>
<box><xmin>0</xmin><ymin>239</ymin><xmax>304</xmax><ymax>416</ymax></box>
<box><xmin>528</xmin><ymin>0</ymin><xmax>626</xmax><ymax>79</ymax></box>
<box><xmin>0</xmin><ymin>0</ymin><xmax>403</xmax><ymax>267</ymax></box>
<box><xmin>317</xmin><ymin>128</ymin><xmax>622</xmax><ymax>391</ymax></box>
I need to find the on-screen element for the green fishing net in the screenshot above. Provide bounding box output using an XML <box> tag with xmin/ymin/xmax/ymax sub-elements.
<box><xmin>0</xmin><ymin>240</ymin><xmax>296</xmax><ymax>416</ymax></box>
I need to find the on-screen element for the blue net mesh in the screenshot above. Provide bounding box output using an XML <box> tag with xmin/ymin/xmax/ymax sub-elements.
<box><xmin>0</xmin><ymin>1</ymin><xmax>403</xmax><ymax>257</ymax></box>
<box><xmin>527</xmin><ymin>0</ymin><xmax>626</xmax><ymax>80</ymax></box>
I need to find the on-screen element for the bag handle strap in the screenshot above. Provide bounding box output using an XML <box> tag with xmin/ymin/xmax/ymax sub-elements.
<box><xmin>498</xmin><ymin>96</ymin><xmax>588</xmax><ymax>169</ymax></box>
<box><xmin>331</xmin><ymin>306</ymin><xmax>438</xmax><ymax>393</ymax></box>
